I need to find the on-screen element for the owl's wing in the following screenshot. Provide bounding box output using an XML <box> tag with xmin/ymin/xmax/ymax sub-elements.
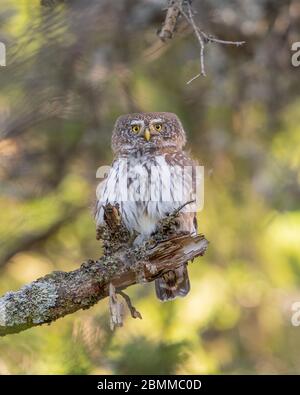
<box><xmin>165</xmin><ymin>150</ymin><xmax>199</xmax><ymax>234</ymax></box>
<box><xmin>155</xmin><ymin>150</ymin><xmax>199</xmax><ymax>302</ymax></box>
<box><xmin>94</xmin><ymin>181</ymin><xmax>106</xmax><ymax>228</ymax></box>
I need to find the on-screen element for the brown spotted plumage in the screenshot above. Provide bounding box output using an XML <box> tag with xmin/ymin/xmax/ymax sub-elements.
<box><xmin>95</xmin><ymin>112</ymin><xmax>198</xmax><ymax>301</ymax></box>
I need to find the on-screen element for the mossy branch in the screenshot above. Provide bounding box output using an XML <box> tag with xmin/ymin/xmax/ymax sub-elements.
<box><xmin>0</xmin><ymin>204</ymin><xmax>208</xmax><ymax>337</ymax></box>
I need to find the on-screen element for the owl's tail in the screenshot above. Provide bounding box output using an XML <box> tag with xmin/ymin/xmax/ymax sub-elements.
<box><xmin>155</xmin><ymin>264</ymin><xmax>190</xmax><ymax>302</ymax></box>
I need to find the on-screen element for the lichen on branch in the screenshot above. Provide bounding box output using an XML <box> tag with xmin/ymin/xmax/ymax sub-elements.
<box><xmin>0</xmin><ymin>204</ymin><xmax>208</xmax><ymax>337</ymax></box>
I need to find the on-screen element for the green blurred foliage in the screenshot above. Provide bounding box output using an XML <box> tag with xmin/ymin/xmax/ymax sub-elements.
<box><xmin>0</xmin><ymin>0</ymin><xmax>300</xmax><ymax>374</ymax></box>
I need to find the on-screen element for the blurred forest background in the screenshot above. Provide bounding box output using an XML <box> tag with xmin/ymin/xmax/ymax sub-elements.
<box><xmin>0</xmin><ymin>0</ymin><xmax>300</xmax><ymax>374</ymax></box>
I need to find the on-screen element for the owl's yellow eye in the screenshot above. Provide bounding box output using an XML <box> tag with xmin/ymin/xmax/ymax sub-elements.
<box><xmin>154</xmin><ymin>123</ymin><xmax>162</xmax><ymax>132</ymax></box>
<box><xmin>131</xmin><ymin>125</ymin><xmax>140</xmax><ymax>133</ymax></box>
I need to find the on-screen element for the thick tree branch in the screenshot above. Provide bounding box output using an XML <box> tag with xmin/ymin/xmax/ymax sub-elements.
<box><xmin>0</xmin><ymin>204</ymin><xmax>208</xmax><ymax>337</ymax></box>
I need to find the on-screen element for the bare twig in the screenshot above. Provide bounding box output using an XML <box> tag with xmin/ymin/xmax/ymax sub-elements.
<box><xmin>172</xmin><ymin>199</ymin><xmax>196</xmax><ymax>217</ymax></box>
<box><xmin>158</xmin><ymin>0</ymin><xmax>246</xmax><ymax>82</ymax></box>
<box><xmin>119</xmin><ymin>291</ymin><xmax>142</xmax><ymax>320</ymax></box>
<box><xmin>180</xmin><ymin>3</ymin><xmax>206</xmax><ymax>78</ymax></box>
<box><xmin>200</xmin><ymin>31</ymin><xmax>246</xmax><ymax>47</ymax></box>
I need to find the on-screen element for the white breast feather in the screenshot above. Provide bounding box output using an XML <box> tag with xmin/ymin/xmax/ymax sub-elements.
<box><xmin>96</xmin><ymin>154</ymin><xmax>192</xmax><ymax>241</ymax></box>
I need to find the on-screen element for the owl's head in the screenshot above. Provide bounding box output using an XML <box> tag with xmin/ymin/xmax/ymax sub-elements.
<box><xmin>111</xmin><ymin>112</ymin><xmax>186</xmax><ymax>154</ymax></box>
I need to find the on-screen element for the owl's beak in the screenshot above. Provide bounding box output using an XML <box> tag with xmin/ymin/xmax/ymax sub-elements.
<box><xmin>144</xmin><ymin>128</ymin><xmax>151</xmax><ymax>141</ymax></box>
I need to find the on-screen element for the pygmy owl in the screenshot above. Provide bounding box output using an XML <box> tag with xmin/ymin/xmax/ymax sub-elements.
<box><xmin>95</xmin><ymin>112</ymin><xmax>198</xmax><ymax>301</ymax></box>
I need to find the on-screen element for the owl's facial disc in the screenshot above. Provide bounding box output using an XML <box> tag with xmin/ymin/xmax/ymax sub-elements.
<box><xmin>130</xmin><ymin>119</ymin><xmax>162</xmax><ymax>142</ymax></box>
<box><xmin>130</xmin><ymin>120</ymin><xmax>148</xmax><ymax>141</ymax></box>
